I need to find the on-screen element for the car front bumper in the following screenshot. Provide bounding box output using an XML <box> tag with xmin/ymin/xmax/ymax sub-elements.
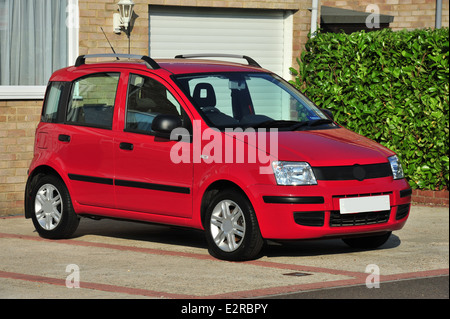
<box><xmin>247</xmin><ymin>178</ymin><xmax>412</xmax><ymax>240</ymax></box>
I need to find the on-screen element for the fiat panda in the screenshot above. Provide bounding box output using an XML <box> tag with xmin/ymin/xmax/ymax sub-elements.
<box><xmin>25</xmin><ymin>53</ymin><xmax>412</xmax><ymax>261</ymax></box>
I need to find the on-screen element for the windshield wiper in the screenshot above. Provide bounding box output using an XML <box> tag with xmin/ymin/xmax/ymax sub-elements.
<box><xmin>249</xmin><ymin>119</ymin><xmax>334</xmax><ymax>130</ymax></box>
<box><xmin>289</xmin><ymin>119</ymin><xmax>334</xmax><ymax>131</ymax></box>
<box><xmin>250</xmin><ymin>120</ymin><xmax>299</xmax><ymax>129</ymax></box>
<box><xmin>308</xmin><ymin>119</ymin><xmax>334</xmax><ymax>126</ymax></box>
<box><xmin>287</xmin><ymin>121</ymin><xmax>309</xmax><ymax>131</ymax></box>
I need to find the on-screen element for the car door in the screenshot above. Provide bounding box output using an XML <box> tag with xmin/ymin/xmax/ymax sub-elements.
<box><xmin>55</xmin><ymin>72</ymin><xmax>121</xmax><ymax>209</ymax></box>
<box><xmin>114</xmin><ymin>72</ymin><xmax>193</xmax><ymax>217</ymax></box>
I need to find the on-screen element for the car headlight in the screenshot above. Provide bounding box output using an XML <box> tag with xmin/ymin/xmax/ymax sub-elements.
<box><xmin>272</xmin><ymin>161</ymin><xmax>317</xmax><ymax>185</ymax></box>
<box><xmin>388</xmin><ymin>155</ymin><xmax>405</xmax><ymax>180</ymax></box>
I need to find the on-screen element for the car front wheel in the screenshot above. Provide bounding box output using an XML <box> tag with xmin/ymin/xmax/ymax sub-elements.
<box><xmin>204</xmin><ymin>189</ymin><xmax>264</xmax><ymax>261</ymax></box>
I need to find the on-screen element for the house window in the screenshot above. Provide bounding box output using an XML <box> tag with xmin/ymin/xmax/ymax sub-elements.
<box><xmin>0</xmin><ymin>0</ymin><xmax>79</xmax><ymax>99</ymax></box>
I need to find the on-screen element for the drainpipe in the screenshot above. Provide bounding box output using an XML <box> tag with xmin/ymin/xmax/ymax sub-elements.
<box><xmin>435</xmin><ymin>0</ymin><xmax>442</xmax><ymax>29</ymax></box>
<box><xmin>310</xmin><ymin>0</ymin><xmax>319</xmax><ymax>38</ymax></box>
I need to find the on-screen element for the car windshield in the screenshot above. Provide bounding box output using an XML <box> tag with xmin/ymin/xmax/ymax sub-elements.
<box><xmin>175</xmin><ymin>72</ymin><xmax>336</xmax><ymax>131</ymax></box>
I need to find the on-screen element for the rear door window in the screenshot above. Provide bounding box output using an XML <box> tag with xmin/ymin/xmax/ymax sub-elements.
<box><xmin>66</xmin><ymin>73</ymin><xmax>120</xmax><ymax>129</ymax></box>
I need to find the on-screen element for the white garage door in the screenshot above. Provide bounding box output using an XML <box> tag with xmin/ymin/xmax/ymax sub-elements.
<box><xmin>149</xmin><ymin>6</ymin><xmax>293</xmax><ymax>78</ymax></box>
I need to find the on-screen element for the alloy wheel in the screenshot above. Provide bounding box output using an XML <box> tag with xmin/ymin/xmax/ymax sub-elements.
<box><xmin>34</xmin><ymin>183</ymin><xmax>63</xmax><ymax>231</ymax></box>
<box><xmin>209</xmin><ymin>199</ymin><xmax>246</xmax><ymax>252</ymax></box>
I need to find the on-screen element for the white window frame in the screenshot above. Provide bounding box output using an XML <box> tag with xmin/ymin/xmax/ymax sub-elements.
<box><xmin>0</xmin><ymin>0</ymin><xmax>79</xmax><ymax>100</ymax></box>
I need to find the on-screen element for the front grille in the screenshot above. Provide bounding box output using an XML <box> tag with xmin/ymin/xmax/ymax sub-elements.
<box><xmin>313</xmin><ymin>163</ymin><xmax>392</xmax><ymax>181</ymax></box>
<box><xmin>330</xmin><ymin>210</ymin><xmax>391</xmax><ymax>227</ymax></box>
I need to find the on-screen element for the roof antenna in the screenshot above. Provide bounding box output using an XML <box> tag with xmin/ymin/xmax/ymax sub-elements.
<box><xmin>100</xmin><ymin>27</ymin><xmax>119</xmax><ymax>60</ymax></box>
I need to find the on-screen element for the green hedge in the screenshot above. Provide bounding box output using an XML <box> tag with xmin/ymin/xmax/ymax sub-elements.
<box><xmin>290</xmin><ymin>28</ymin><xmax>449</xmax><ymax>191</ymax></box>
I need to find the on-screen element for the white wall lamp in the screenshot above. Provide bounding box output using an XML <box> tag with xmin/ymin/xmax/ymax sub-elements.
<box><xmin>113</xmin><ymin>0</ymin><xmax>135</xmax><ymax>54</ymax></box>
<box><xmin>113</xmin><ymin>0</ymin><xmax>135</xmax><ymax>34</ymax></box>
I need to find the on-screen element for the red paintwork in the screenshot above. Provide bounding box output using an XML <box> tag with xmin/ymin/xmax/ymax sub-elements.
<box><xmin>28</xmin><ymin>59</ymin><xmax>411</xmax><ymax>240</ymax></box>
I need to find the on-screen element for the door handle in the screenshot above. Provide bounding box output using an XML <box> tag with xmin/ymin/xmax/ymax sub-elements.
<box><xmin>119</xmin><ymin>142</ymin><xmax>134</xmax><ymax>151</ymax></box>
<box><xmin>58</xmin><ymin>134</ymin><xmax>71</xmax><ymax>142</ymax></box>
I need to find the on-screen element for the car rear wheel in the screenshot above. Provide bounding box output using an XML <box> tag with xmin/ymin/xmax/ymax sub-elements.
<box><xmin>205</xmin><ymin>189</ymin><xmax>264</xmax><ymax>261</ymax></box>
<box><xmin>342</xmin><ymin>231</ymin><xmax>392</xmax><ymax>249</ymax></box>
<box><xmin>29</xmin><ymin>174</ymin><xmax>79</xmax><ymax>239</ymax></box>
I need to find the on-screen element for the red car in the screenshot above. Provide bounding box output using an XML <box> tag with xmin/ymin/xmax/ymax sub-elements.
<box><xmin>25</xmin><ymin>54</ymin><xmax>411</xmax><ymax>261</ymax></box>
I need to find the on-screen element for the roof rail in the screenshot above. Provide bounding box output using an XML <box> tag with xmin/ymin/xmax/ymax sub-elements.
<box><xmin>74</xmin><ymin>54</ymin><xmax>161</xmax><ymax>69</ymax></box>
<box><xmin>174</xmin><ymin>54</ymin><xmax>261</xmax><ymax>68</ymax></box>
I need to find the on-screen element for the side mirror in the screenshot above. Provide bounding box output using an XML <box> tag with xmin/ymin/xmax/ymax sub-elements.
<box><xmin>151</xmin><ymin>114</ymin><xmax>182</xmax><ymax>139</ymax></box>
<box><xmin>321</xmin><ymin>108</ymin><xmax>334</xmax><ymax>120</ymax></box>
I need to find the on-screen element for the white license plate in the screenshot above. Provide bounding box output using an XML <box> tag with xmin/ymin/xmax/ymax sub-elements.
<box><xmin>339</xmin><ymin>195</ymin><xmax>390</xmax><ymax>214</ymax></box>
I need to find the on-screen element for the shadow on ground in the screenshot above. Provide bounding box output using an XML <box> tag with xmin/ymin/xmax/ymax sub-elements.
<box><xmin>71</xmin><ymin>217</ymin><xmax>401</xmax><ymax>259</ymax></box>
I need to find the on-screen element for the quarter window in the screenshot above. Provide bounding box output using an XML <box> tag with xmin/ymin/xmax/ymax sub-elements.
<box><xmin>66</xmin><ymin>73</ymin><xmax>120</xmax><ymax>129</ymax></box>
<box><xmin>41</xmin><ymin>82</ymin><xmax>65</xmax><ymax>123</ymax></box>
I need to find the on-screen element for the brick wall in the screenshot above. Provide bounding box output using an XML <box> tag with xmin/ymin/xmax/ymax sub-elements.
<box><xmin>0</xmin><ymin>100</ymin><xmax>41</xmax><ymax>215</ymax></box>
<box><xmin>412</xmin><ymin>190</ymin><xmax>449</xmax><ymax>207</ymax></box>
<box><xmin>0</xmin><ymin>0</ymin><xmax>448</xmax><ymax>215</ymax></box>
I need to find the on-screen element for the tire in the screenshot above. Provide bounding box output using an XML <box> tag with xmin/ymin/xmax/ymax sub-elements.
<box><xmin>204</xmin><ymin>189</ymin><xmax>264</xmax><ymax>261</ymax></box>
<box><xmin>342</xmin><ymin>231</ymin><xmax>392</xmax><ymax>249</ymax></box>
<box><xmin>28</xmin><ymin>174</ymin><xmax>79</xmax><ymax>239</ymax></box>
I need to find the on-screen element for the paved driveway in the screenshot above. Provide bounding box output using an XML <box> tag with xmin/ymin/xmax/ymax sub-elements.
<box><xmin>0</xmin><ymin>205</ymin><xmax>448</xmax><ymax>300</ymax></box>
